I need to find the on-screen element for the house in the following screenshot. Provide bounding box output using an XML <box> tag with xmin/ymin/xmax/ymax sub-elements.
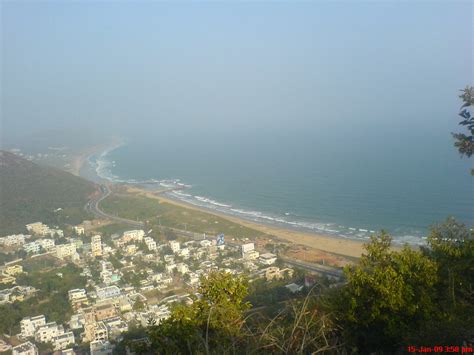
<box><xmin>91</xmin><ymin>235</ymin><xmax>102</xmax><ymax>257</ymax></box>
<box><xmin>68</xmin><ymin>289</ymin><xmax>88</xmax><ymax>306</ymax></box>
<box><xmin>34</xmin><ymin>321</ymin><xmax>64</xmax><ymax>343</ymax></box>
<box><xmin>36</xmin><ymin>239</ymin><xmax>55</xmax><ymax>250</ymax></box>
<box><xmin>4</xmin><ymin>264</ymin><xmax>23</xmax><ymax>276</ymax></box>
<box><xmin>96</xmin><ymin>286</ymin><xmax>121</xmax><ymax>300</ymax></box>
<box><xmin>84</xmin><ymin>321</ymin><xmax>108</xmax><ymax>342</ymax></box>
<box><xmin>90</xmin><ymin>340</ymin><xmax>114</xmax><ymax>355</ymax></box>
<box><xmin>176</xmin><ymin>263</ymin><xmax>189</xmax><ymax>274</ymax></box>
<box><xmin>52</xmin><ymin>331</ymin><xmax>75</xmax><ymax>351</ymax></box>
<box><xmin>177</xmin><ymin>247</ymin><xmax>190</xmax><ymax>258</ymax></box>
<box><xmin>55</xmin><ymin>243</ymin><xmax>76</xmax><ymax>259</ymax></box>
<box><xmin>123</xmin><ymin>230</ymin><xmax>145</xmax><ymax>242</ymax></box>
<box><xmin>12</xmin><ymin>341</ymin><xmax>38</xmax><ymax>355</ymax></box>
<box><xmin>25</xmin><ymin>222</ymin><xmax>49</xmax><ymax>235</ymax></box>
<box><xmin>20</xmin><ymin>315</ymin><xmax>46</xmax><ymax>337</ymax></box>
<box><xmin>23</xmin><ymin>242</ymin><xmax>41</xmax><ymax>254</ymax></box>
<box><xmin>259</xmin><ymin>253</ymin><xmax>277</xmax><ymax>265</ymax></box>
<box><xmin>169</xmin><ymin>240</ymin><xmax>180</xmax><ymax>253</ymax></box>
<box><xmin>0</xmin><ymin>234</ymin><xmax>27</xmax><ymax>246</ymax></box>
<box><xmin>74</xmin><ymin>226</ymin><xmax>85</xmax><ymax>235</ymax></box>
<box><xmin>94</xmin><ymin>303</ymin><xmax>118</xmax><ymax>321</ymax></box>
<box><xmin>144</xmin><ymin>237</ymin><xmax>157</xmax><ymax>251</ymax></box>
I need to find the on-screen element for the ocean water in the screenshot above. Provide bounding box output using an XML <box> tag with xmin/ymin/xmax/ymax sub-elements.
<box><xmin>95</xmin><ymin>128</ymin><xmax>473</xmax><ymax>245</ymax></box>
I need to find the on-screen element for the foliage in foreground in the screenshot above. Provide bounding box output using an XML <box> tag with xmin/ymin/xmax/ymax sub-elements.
<box><xmin>120</xmin><ymin>218</ymin><xmax>473</xmax><ymax>354</ymax></box>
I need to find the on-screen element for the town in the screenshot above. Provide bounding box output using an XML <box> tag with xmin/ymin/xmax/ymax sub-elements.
<box><xmin>0</xmin><ymin>220</ymin><xmax>328</xmax><ymax>354</ymax></box>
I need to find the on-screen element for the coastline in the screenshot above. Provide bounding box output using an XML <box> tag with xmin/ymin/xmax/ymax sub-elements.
<box><xmin>125</xmin><ymin>186</ymin><xmax>367</xmax><ymax>258</ymax></box>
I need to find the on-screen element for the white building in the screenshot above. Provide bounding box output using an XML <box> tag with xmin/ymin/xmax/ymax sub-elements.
<box><xmin>165</xmin><ymin>263</ymin><xmax>177</xmax><ymax>273</ymax></box>
<box><xmin>259</xmin><ymin>253</ymin><xmax>277</xmax><ymax>265</ymax></box>
<box><xmin>91</xmin><ymin>235</ymin><xmax>103</xmax><ymax>257</ymax></box>
<box><xmin>144</xmin><ymin>237</ymin><xmax>157</xmax><ymax>251</ymax></box>
<box><xmin>177</xmin><ymin>247</ymin><xmax>190</xmax><ymax>258</ymax></box>
<box><xmin>74</xmin><ymin>226</ymin><xmax>85</xmax><ymax>235</ymax></box>
<box><xmin>90</xmin><ymin>340</ymin><xmax>114</xmax><ymax>355</ymax></box>
<box><xmin>52</xmin><ymin>331</ymin><xmax>75</xmax><ymax>351</ymax></box>
<box><xmin>23</xmin><ymin>242</ymin><xmax>41</xmax><ymax>254</ymax></box>
<box><xmin>176</xmin><ymin>263</ymin><xmax>189</xmax><ymax>274</ymax></box>
<box><xmin>20</xmin><ymin>315</ymin><xmax>46</xmax><ymax>338</ymax></box>
<box><xmin>123</xmin><ymin>230</ymin><xmax>145</xmax><ymax>242</ymax></box>
<box><xmin>96</xmin><ymin>286</ymin><xmax>121</xmax><ymax>300</ymax></box>
<box><xmin>55</xmin><ymin>243</ymin><xmax>76</xmax><ymax>259</ymax></box>
<box><xmin>36</xmin><ymin>239</ymin><xmax>55</xmax><ymax>251</ymax></box>
<box><xmin>34</xmin><ymin>321</ymin><xmax>64</xmax><ymax>343</ymax></box>
<box><xmin>0</xmin><ymin>234</ymin><xmax>28</xmax><ymax>247</ymax></box>
<box><xmin>169</xmin><ymin>241</ymin><xmax>180</xmax><ymax>253</ymax></box>
<box><xmin>68</xmin><ymin>289</ymin><xmax>88</xmax><ymax>304</ymax></box>
<box><xmin>25</xmin><ymin>222</ymin><xmax>49</xmax><ymax>235</ymax></box>
<box><xmin>12</xmin><ymin>342</ymin><xmax>38</xmax><ymax>355</ymax></box>
<box><xmin>200</xmin><ymin>240</ymin><xmax>212</xmax><ymax>247</ymax></box>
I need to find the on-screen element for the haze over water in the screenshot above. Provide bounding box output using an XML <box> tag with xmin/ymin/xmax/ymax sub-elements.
<box><xmin>3</xmin><ymin>2</ymin><xmax>473</xmax><ymax>242</ymax></box>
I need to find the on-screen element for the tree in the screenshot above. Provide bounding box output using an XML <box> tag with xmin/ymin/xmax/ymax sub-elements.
<box><xmin>421</xmin><ymin>218</ymin><xmax>474</xmax><ymax>343</ymax></box>
<box><xmin>141</xmin><ymin>271</ymin><xmax>251</xmax><ymax>353</ymax></box>
<box><xmin>452</xmin><ymin>86</ymin><xmax>474</xmax><ymax>174</ymax></box>
<box><xmin>331</xmin><ymin>232</ymin><xmax>438</xmax><ymax>352</ymax></box>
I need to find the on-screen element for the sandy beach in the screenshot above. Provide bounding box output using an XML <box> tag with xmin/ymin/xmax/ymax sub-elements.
<box><xmin>125</xmin><ymin>186</ymin><xmax>367</xmax><ymax>258</ymax></box>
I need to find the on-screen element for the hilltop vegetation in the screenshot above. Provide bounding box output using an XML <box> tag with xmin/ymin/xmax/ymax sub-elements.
<box><xmin>0</xmin><ymin>151</ymin><xmax>96</xmax><ymax>235</ymax></box>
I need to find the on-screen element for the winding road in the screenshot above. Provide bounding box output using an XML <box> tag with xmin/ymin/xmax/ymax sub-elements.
<box><xmin>84</xmin><ymin>184</ymin><xmax>145</xmax><ymax>228</ymax></box>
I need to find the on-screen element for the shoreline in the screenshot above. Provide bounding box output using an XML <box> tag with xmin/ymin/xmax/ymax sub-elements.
<box><xmin>125</xmin><ymin>186</ymin><xmax>367</xmax><ymax>258</ymax></box>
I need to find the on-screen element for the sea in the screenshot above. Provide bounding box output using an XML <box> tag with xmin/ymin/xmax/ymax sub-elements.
<box><xmin>87</xmin><ymin>128</ymin><xmax>473</xmax><ymax>246</ymax></box>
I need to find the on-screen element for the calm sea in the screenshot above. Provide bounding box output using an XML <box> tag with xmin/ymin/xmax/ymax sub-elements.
<box><xmin>99</xmin><ymin>126</ymin><xmax>473</xmax><ymax>245</ymax></box>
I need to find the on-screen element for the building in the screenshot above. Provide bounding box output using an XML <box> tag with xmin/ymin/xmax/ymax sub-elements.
<box><xmin>123</xmin><ymin>230</ymin><xmax>145</xmax><ymax>242</ymax></box>
<box><xmin>74</xmin><ymin>226</ymin><xmax>85</xmax><ymax>235</ymax></box>
<box><xmin>169</xmin><ymin>240</ymin><xmax>180</xmax><ymax>253</ymax></box>
<box><xmin>176</xmin><ymin>263</ymin><xmax>189</xmax><ymax>274</ymax></box>
<box><xmin>4</xmin><ymin>264</ymin><xmax>23</xmax><ymax>276</ymax></box>
<box><xmin>90</xmin><ymin>340</ymin><xmax>114</xmax><ymax>355</ymax></box>
<box><xmin>144</xmin><ymin>237</ymin><xmax>157</xmax><ymax>251</ymax></box>
<box><xmin>96</xmin><ymin>286</ymin><xmax>121</xmax><ymax>300</ymax></box>
<box><xmin>68</xmin><ymin>289</ymin><xmax>88</xmax><ymax>306</ymax></box>
<box><xmin>125</xmin><ymin>244</ymin><xmax>137</xmax><ymax>255</ymax></box>
<box><xmin>23</xmin><ymin>242</ymin><xmax>41</xmax><ymax>254</ymax></box>
<box><xmin>20</xmin><ymin>315</ymin><xmax>46</xmax><ymax>337</ymax></box>
<box><xmin>259</xmin><ymin>253</ymin><xmax>277</xmax><ymax>265</ymax></box>
<box><xmin>91</xmin><ymin>235</ymin><xmax>103</xmax><ymax>257</ymax></box>
<box><xmin>55</xmin><ymin>243</ymin><xmax>76</xmax><ymax>259</ymax></box>
<box><xmin>34</xmin><ymin>321</ymin><xmax>64</xmax><ymax>343</ymax></box>
<box><xmin>176</xmin><ymin>247</ymin><xmax>190</xmax><ymax>258</ymax></box>
<box><xmin>0</xmin><ymin>234</ymin><xmax>27</xmax><ymax>247</ymax></box>
<box><xmin>94</xmin><ymin>303</ymin><xmax>118</xmax><ymax>321</ymax></box>
<box><xmin>12</xmin><ymin>342</ymin><xmax>38</xmax><ymax>355</ymax></box>
<box><xmin>52</xmin><ymin>331</ymin><xmax>75</xmax><ymax>351</ymax></box>
<box><xmin>241</xmin><ymin>243</ymin><xmax>257</xmax><ymax>258</ymax></box>
<box><xmin>84</xmin><ymin>321</ymin><xmax>108</xmax><ymax>342</ymax></box>
<box><xmin>25</xmin><ymin>222</ymin><xmax>49</xmax><ymax>235</ymax></box>
<box><xmin>36</xmin><ymin>239</ymin><xmax>55</xmax><ymax>250</ymax></box>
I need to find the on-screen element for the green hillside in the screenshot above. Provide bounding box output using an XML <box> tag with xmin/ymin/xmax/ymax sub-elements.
<box><xmin>0</xmin><ymin>151</ymin><xmax>96</xmax><ymax>235</ymax></box>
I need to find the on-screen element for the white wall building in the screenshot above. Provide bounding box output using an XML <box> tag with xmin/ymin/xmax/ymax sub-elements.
<box><xmin>52</xmin><ymin>331</ymin><xmax>75</xmax><ymax>351</ymax></box>
<box><xmin>259</xmin><ymin>253</ymin><xmax>277</xmax><ymax>265</ymax></box>
<box><xmin>169</xmin><ymin>241</ymin><xmax>180</xmax><ymax>253</ymax></box>
<box><xmin>144</xmin><ymin>237</ymin><xmax>157</xmax><ymax>251</ymax></box>
<box><xmin>20</xmin><ymin>315</ymin><xmax>46</xmax><ymax>338</ymax></box>
<box><xmin>96</xmin><ymin>286</ymin><xmax>121</xmax><ymax>300</ymax></box>
<box><xmin>34</xmin><ymin>322</ymin><xmax>64</xmax><ymax>343</ymax></box>
<box><xmin>12</xmin><ymin>342</ymin><xmax>38</xmax><ymax>355</ymax></box>
<box><xmin>23</xmin><ymin>242</ymin><xmax>41</xmax><ymax>254</ymax></box>
<box><xmin>91</xmin><ymin>235</ymin><xmax>103</xmax><ymax>257</ymax></box>
<box><xmin>55</xmin><ymin>243</ymin><xmax>76</xmax><ymax>259</ymax></box>
<box><xmin>37</xmin><ymin>239</ymin><xmax>55</xmax><ymax>251</ymax></box>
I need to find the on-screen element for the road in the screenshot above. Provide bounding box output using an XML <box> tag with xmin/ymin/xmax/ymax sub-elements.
<box><xmin>85</xmin><ymin>185</ymin><xmax>343</xmax><ymax>278</ymax></box>
<box><xmin>84</xmin><ymin>184</ymin><xmax>145</xmax><ymax>228</ymax></box>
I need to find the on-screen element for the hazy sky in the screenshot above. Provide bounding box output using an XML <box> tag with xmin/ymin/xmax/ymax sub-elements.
<box><xmin>1</xmin><ymin>1</ymin><xmax>472</xmax><ymax>145</ymax></box>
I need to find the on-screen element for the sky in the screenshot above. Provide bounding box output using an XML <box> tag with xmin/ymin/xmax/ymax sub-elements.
<box><xmin>1</xmin><ymin>1</ymin><xmax>472</xmax><ymax>146</ymax></box>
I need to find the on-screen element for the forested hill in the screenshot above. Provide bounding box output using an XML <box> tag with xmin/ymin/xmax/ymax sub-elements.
<box><xmin>0</xmin><ymin>151</ymin><xmax>96</xmax><ymax>235</ymax></box>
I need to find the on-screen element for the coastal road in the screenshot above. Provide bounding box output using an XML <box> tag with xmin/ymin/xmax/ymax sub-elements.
<box><xmin>85</xmin><ymin>184</ymin><xmax>145</xmax><ymax>228</ymax></box>
<box><xmin>85</xmin><ymin>185</ymin><xmax>343</xmax><ymax>278</ymax></box>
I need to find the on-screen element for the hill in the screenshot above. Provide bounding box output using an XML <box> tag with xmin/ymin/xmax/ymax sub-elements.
<box><xmin>0</xmin><ymin>151</ymin><xmax>97</xmax><ymax>235</ymax></box>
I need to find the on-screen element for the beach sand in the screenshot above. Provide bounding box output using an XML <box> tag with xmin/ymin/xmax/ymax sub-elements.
<box><xmin>125</xmin><ymin>186</ymin><xmax>367</xmax><ymax>258</ymax></box>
